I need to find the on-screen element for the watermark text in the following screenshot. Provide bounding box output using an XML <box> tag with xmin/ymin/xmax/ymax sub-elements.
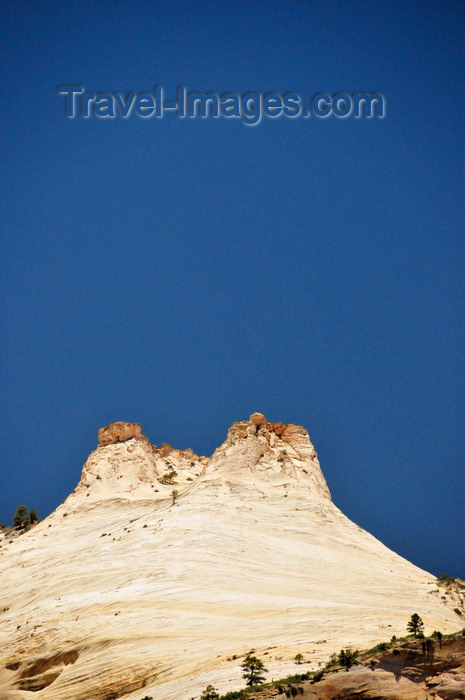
<box><xmin>58</xmin><ymin>86</ymin><xmax>385</xmax><ymax>125</ymax></box>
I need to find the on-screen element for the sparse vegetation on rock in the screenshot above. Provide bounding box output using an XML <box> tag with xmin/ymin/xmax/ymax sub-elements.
<box><xmin>13</xmin><ymin>505</ymin><xmax>39</xmax><ymax>530</ymax></box>
<box><xmin>161</xmin><ymin>470</ymin><xmax>177</xmax><ymax>484</ymax></box>
<box><xmin>214</xmin><ymin>630</ymin><xmax>465</xmax><ymax>699</ymax></box>
<box><xmin>13</xmin><ymin>505</ymin><xmax>28</xmax><ymax>528</ymax></box>
<box><xmin>338</xmin><ymin>648</ymin><xmax>359</xmax><ymax>671</ymax></box>
<box><xmin>201</xmin><ymin>684</ymin><xmax>220</xmax><ymax>699</ymax></box>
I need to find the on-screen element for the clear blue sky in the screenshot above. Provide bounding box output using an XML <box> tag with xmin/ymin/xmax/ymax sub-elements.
<box><xmin>1</xmin><ymin>0</ymin><xmax>464</xmax><ymax>578</ymax></box>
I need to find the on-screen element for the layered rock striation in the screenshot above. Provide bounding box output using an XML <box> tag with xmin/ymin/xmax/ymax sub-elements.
<box><xmin>0</xmin><ymin>415</ymin><xmax>462</xmax><ymax>700</ymax></box>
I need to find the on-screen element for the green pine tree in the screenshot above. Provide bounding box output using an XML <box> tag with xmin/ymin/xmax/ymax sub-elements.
<box><xmin>29</xmin><ymin>508</ymin><xmax>39</xmax><ymax>524</ymax></box>
<box><xmin>407</xmin><ymin>613</ymin><xmax>424</xmax><ymax>637</ymax></box>
<box><xmin>13</xmin><ymin>505</ymin><xmax>29</xmax><ymax>528</ymax></box>
<box><xmin>241</xmin><ymin>650</ymin><xmax>268</xmax><ymax>686</ymax></box>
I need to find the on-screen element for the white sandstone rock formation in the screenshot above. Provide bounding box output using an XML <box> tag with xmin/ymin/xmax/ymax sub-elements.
<box><xmin>0</xmin><ymin>415</ymin><xmax>462</xmax><ymax>700</ymax></box>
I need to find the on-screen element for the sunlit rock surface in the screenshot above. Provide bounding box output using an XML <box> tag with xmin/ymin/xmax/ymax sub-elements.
<box><xmin>0</xmin><ymin>415</ymin><xmax>462</xmax><ymax>700</ymax></box>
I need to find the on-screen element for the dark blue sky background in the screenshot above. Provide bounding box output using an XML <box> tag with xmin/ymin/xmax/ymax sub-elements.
<box><xmin>1</xmin><ymin>0</ymin><xmax>464</xmax><ymax>578</ymax></box>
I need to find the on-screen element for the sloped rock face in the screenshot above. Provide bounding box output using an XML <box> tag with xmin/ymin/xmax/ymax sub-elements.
<box><xmin>0</xmin><ymin>415</ymin><xmax>463</xmax><ymax>700</ymax></box>
<box><xmin>68</xmin><ymin>428</ymin><xmax>206</xmax><ymax>505</ymax></box>
<box><xmin>203</xmin><ymin>413</ymin><xmax>331</xmax><ymax>501</ymax></box>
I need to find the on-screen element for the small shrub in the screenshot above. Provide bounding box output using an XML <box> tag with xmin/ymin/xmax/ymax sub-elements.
<box><xmin>294</xmin><ymin>653</ymin><xmax>303</xmax><ymax>664</ymax></box>
<box><xmin>366</xmin><ymin>641</ymin><xmax>389</xmax><ymax>654</ymax></box>
<box><xmin>161</xmin><ymin>470</ymin><xmax>177</xmax><ymax>484</ymax></box>
<box><xmin>201</xmin><ymin>685</ymin><xmax>220</xmax><ymax>700</ymax></box>
<box><xmin>338</xmin><ymin>648</ymin><xmax>359</xmax><ymax>671</ymax></box>
<box><xmin>274</xmin><ymin>672</ymin><xmax>311</xmax><ymax>685</ymax></box>
<box><xmin>438</xmin><ymin>573</ymin><xmax>455</xmax><ymax>585</ymax></box>
<box><xmin>326</xmin><ymin>653</ymin><xmax>338</xmax><ymax>668</ymax></box>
